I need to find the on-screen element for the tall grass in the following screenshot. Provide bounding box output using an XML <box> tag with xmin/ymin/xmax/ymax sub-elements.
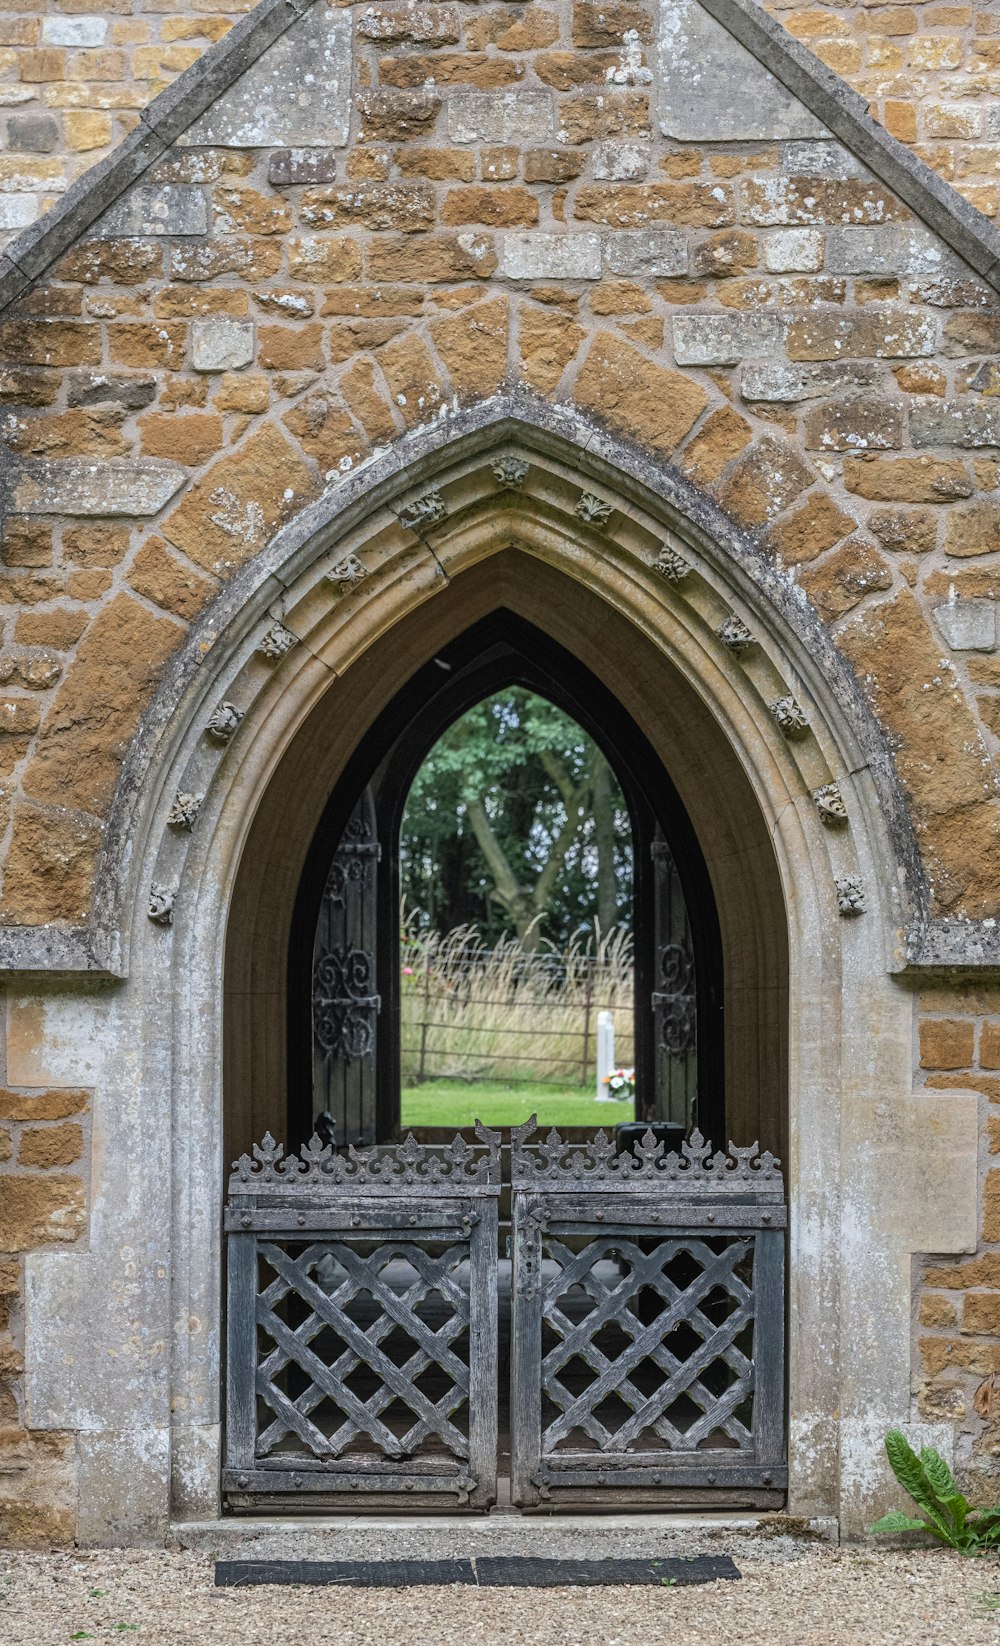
<box><xmin>400</xmin><ymin>921</ymin><xmax>635</xmax><ymax>1086</ymax></box>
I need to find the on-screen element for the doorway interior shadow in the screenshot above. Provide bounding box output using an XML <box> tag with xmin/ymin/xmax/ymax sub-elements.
<box><xmin>286</xmin><ymin>609</ymin><xmax>726</xmax><ymax>1153</ymax></box>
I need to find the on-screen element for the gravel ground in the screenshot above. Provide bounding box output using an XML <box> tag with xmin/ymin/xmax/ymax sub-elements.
<box><xmin>2</xmin><ymin>1532</ymin><xmax>1000</xmax><ymax>1645</ymax></box>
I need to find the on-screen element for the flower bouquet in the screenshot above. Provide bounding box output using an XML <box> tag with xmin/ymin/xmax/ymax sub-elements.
<box><xmin>599</xmin><ymin>1067</ymin><xmax>635</xmax><ymax>1102</ymax></box>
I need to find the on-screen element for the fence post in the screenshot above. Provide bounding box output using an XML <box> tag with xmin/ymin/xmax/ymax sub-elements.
<box><xmin>580</xmin><ymin>963</ymin><xmax>593</xmax><ymax>1087</ymax></box>
<box><xmin>596</xmin><ymin>1010</ymin><xmax>615</xmax><ymax>1100</ymax></box>
<box><xmin>417</xmin><ymin>955</ymin><xmax>432</xmax><ymax>1084</ymax></box>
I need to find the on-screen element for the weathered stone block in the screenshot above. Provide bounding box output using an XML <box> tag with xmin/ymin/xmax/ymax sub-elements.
<box><xmin>448</xmin><ymin>90</ymin><xmax>554</xmax><ymax>145</ymax></box>
<box><xmin>673</xmin><ymin>312</ymin><xmax>784</xmax><ymax>366</ymax></box>
<box><xmin>910</xmin><ymin>400</ymin><xmax>1000</xmax><ymax>449</ymax></box>
<box><xmin>441</xmin><ymin>186</ymin><xmax>539</xmax><ymax>227</ymax></box>
<box><xmin>574</xmin><ymin>332</ymin><xmax>709</xmax><ymax>455</ymax></box>
<box><xmin>798</xmin><ymin>536</ymin><xmax>892</xmax><ymax>621</ymax></box>
<box><xmin>741</xmin><ymin>361</ymin><xmax>882</xmax><ymax>403</ymax></box>
<box><xmin>719</xmin><ymin>436</ymin><xmax>813</xmax><ymax>526</ymax></box>
<box><xmin>844</xmin><ymin>456</ymin><xmax>974</xmax><ymax>504</ymax></box>
<box><xmin>785</xmin><ymin>308</ymin><xmax>937</xmax><ymax>361</ymax></box>
<box><xmin>300</xmin><ymin>183</ymin><xmax>434</xmax><ymax>234</ymax></box>
<box><xmin>825</xmin><ymin>226</ymin><xmax>965</xmax><ymax>277</ymax></box>
<box><xmin>19</xmin><ymin>1124</ymin><xmax>84</xmax><ymax>1169</ymax></box>
<box><xmin>0</xmin><ymin>198</ymin><xmax>39</xmax><ymax>232</ymax></box>
<box><xmin>162</xmin><ymin>425</ymin><xmax>316</xmax><ymax>576</ymax></box>
<box><xmin>7</xmin><ymin>114</ymin><xmax>58</xmax><ymax>154</ymax></box>
<box><xmin>12</xmin><ymin>459</ymin><xmax>185</xmax><ymax>517</ymax></box>
<box><xmin>191</xmin><ymin>318</ymin><xmax>254</xmax><ymax>374</ymax></box>
<box><xmin>357</xmin><ymin>89</ymin><xmax>440</xmax><ymax>142</ymax></box>
<box><xmin>936</xmin><ymin>599</ymin><xmax>997</xmax><ymax>653</ymax></box>
<box><xmin>500</xmin><ymin>232</ymin><xmax>601</xmax><ymax>280</ymax></box>
<box><xmin>944</xmin><ymin>500</ymin><xmax>1000</xmax><ymax>557</ymax></box>
<box><xmin>802</xmin><ymin>396</ymin><xmax>903</xmax><ymax>452</ymax></box>
<box><xmin>658</xmin><ymin>0</ymin><xmax>823</xmax><ymax>141</ymax></box>
<box><xmin>766</xmin><ymin>494</ymin><xmax>857</xmax><ymax>565</ymax></box>
<box><xmin>40</xmin><ymin>15</ymin><xmax>105</xmax><ymax>46</ymax></box>
<box><xmin>0</xmin><ymin>1178</ymin><xmax>85</xmax><ymax>1252</ymax></box>
<box><xmin>268</xmin><ymin>150</ymin><xmax>339</xmax><ymax>188</ymax></box>
<box><xmin>66</xmin><ymin>371</ymin><xmax>156</xmax><ymax>411</ymax></box>
<box><xmin>358</xmin><ymin>4</ymin><xmax>461</xmax><ymax>44</ymax></box>
<box><xmin>592</xmin><ymin>141</ymin><xmax>651</xmax><ymax>181</ymax></box>
<box><xmin>98</xmin><ymin>185</ymin><xmax>208</xmax><ymax>240</ymax></box>
<box><xmin>741</xmin><ymin>176</ymin><xmax>900</xmax><ymax>227</ymax></box>
<box><xmin>603</xmin><ymin>228</ymin><xmax>687</xmax><ymax>277</ymax></box>
<box><xmin>763</xmin><ymin>230</ymin><xmax>823</xmax><ymax>274</ymax></box>
<box><xmin>180</xmin><ymin>7</ymin><xmax>352</xmax><ymax>149</ymax></box>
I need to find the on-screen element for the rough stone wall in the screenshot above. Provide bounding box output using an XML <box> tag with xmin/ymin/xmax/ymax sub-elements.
<box><xmin>0</xmin><ymin>1067</ymin><xmax>88</xmax><ymax>1544</ymax></box>
<box><xmin>3</xmin><ymin>0</ymin><xmax>1000</xmax><ymax>242</ymax></box>
<box><xmin>917</xmin><ymin>991</ymin><xmax>1000</xmax><ymax>1495</ymax></box>
<box><xmin>766</xmin><ymin>0</ymin><xmax>1000</xmax><ymax>220</ymax></box>
<box><xmin>1</xmin><ymin>0</ymin><xmax>1000</xmax><ymax>1540</ymax></box>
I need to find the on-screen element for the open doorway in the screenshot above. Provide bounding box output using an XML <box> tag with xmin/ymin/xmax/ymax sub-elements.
<box><xmin>287</xmin><ymin>612</ymin><xmax>724</xmax><ymax>1155</ymax></box>
<box><xmin>398</xmin><ymin>686</ymin><xmax>636</xmax><ymax>1133</ymax></box>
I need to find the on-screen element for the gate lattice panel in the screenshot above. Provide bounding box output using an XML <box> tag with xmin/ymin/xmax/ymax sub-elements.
<box><xmin>509</xmin><ymin>1124</ymin><xmax>786</xmax><ymax>1507</ymax></box>
<box><xmin>224</xmin><ymin>1129</ymin><xmax>500</xmax><ymax>1509</ymax></box>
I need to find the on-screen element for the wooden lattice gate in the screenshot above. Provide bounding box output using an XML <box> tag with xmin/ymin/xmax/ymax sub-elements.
<box><xmin>223</xmin><ymin>1125</ymin><xmax>785</xmax><ymax>1511</ymax></box>
<box><xmin>224</xmin><ymin>1128</ymin><xmax>501</xmax><ymax>1508</ymax></box>
<box><xmin>508</xmin><ymin>1123</ymin><xmax>786</xmax><ymax>1508</ymax></box>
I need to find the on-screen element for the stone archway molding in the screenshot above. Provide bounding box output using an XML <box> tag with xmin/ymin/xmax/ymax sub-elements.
<box><xmin>13</xmin><ymin>393</ymin><xmax>983</xmax><ymax>982</ymax></box>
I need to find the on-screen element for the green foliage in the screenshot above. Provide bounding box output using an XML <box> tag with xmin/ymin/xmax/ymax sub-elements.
<box><xmin>870</xmin><ymin>1430</ymin><xmax>1000</xmax><ymax>1554</ymax></box>
<box><xmin>400</xmin><ymin>688</ymin><xmax>632</xmax><ymax>949</ymax></box>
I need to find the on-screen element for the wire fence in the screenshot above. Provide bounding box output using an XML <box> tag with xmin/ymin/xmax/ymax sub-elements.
<box><xmin>400</xmin><ymin>924</ymin><xmax>635</xmax><ymax>1087</ymax></box>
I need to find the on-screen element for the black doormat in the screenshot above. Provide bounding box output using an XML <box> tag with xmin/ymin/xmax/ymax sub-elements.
<box><xmin>215</xmin><ymin>1554</ymin><xmax>740</xmax><ymax>1588</ymax></box>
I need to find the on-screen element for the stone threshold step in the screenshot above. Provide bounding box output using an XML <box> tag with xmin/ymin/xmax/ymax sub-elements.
<box><xmin>215</xmin><ymin>1554</ymin><xmax>741</xmax><ymax>1588</ymax></box>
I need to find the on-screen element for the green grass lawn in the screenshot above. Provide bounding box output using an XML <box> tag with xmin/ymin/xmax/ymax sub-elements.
<box><xmin>400</xmin><ymin>1078</ymin><xmax>635</xmax><ymax>1130</ymax></box>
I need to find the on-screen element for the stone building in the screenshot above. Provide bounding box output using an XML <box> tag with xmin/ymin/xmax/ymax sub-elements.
<box><xmin>1</xmin><ymin>0</ymin><xmax>1000</xmax><ymax>1547</ymax></box>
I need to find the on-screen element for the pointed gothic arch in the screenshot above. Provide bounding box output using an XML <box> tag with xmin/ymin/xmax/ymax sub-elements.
<box><xmin>20</xmin><ymin>403</ymin><xmax>977</xmax><ymax>1541</ymax></box>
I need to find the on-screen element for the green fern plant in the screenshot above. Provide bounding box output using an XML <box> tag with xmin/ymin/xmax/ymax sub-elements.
<box><xmin>870</xmin><ymin>1430</ymin><xmax>1000</xmax><ymax>1555</ymax></box>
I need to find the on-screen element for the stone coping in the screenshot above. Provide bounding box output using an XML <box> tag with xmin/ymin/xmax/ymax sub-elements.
<box><xmin>2</xmin><ymin>0</ymin><xmax>1000</xmax><ymax>310</ymax></box>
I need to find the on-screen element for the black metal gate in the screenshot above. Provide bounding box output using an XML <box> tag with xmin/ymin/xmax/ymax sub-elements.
<box><xmin>224</xmin><ymin>1125</ymin><xmax>785</xmax><ymax>1511</ymax></box>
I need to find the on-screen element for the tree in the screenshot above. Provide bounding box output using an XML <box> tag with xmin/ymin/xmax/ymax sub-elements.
<box><xmin>400</xmin><ymin>689</ymin><xmax>633</xmax><ymax>949</ymax></box>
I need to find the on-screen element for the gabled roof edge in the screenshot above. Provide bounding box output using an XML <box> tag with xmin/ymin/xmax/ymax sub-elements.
<box><xmin>0</xmin><ymin>0</ymin><xmax>312</xmax><ymax>315</ymax></box>
<box><xmin>0</xmin><ymin>0</ymin><xmax>999</xmax><ymax>314</ymax></box>
<box><xmin>699</xmin><ymin>0</ymin><xmax>1000</xmax><ymax>291</ymax></box>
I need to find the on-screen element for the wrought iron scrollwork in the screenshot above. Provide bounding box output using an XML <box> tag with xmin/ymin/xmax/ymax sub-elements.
<box><xmin>312</xmin><ymin>944</ymin><xmax>380</xmax><ymax>1063</ymax></box>
<box><xmin>653</xmin><ymin>939</ymin><xmax>696</xmax><ymax>1055</ymax></box>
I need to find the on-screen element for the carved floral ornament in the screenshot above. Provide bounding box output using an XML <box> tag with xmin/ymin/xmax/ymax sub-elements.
<box><xmin>326</xmin><ymin>553</ymin><xmax>368</xmax><ymax>594</ymax></box>
<box><xmin>398</xmin><ymin>490</ymin><xmax>448</xmax><ymax>532</ymax></box>
<box><xmin>717</xmin><ymin>614</ymin><xmax>754</xmax><ymax>656</ymax></box>
<box><xmin>205</xmin><ymin>701</ymin><xmax>244</xmax><ymax>743</ymax></box>
<box><xmin>652</xmin><ymin>543</ymin><xmax>691</xmax><ymax>583</ymax></box>
<box><xmin>768</xmin><ymin>694</ymin><xmax>809</xmax><ymax>739</ymax></box>
<box><xmin>836</xmin><ymin>875</ymin><xmax>866</xmax><ymax>916</ymax></box>
<box><xmin>167</xmin><ymin>791</ymin><xmax>203</xmax><ymax>831</ymax></box>
<box><xmin>257</xmin><ymin>622</ymin><xmax>298</xmax><ymax>660</ymax></box>
<box><xmin>491</xmin><ymin>457</ymin><xmax>529</xmax><ymax>490</ymax></box>
<box><xmin>575</xmin><ymin>491</ymin><xmax>613</xmax><ymax>527</ymax></box>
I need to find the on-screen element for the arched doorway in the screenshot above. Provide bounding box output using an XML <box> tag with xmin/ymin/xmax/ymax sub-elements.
<box><xmin>221</xmin><ymin>551</ymin><xmax>791</xmax><ymax>1514</ymax></box>
<box><xmin>286</xmin><ymin>612</ymin><xmax>726</xmax><ymax>1156</ymax></box>
<box><xmin>108</xmin><ymin>404</ymin><xmax>951</xmax><ymax>1538</ymax></box>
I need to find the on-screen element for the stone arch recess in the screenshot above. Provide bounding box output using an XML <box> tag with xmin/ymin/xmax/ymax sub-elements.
<box><xmin>24</xmin><ymin>401</ymin><xmax>978</xmax><ymax>1543</ymax></box>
